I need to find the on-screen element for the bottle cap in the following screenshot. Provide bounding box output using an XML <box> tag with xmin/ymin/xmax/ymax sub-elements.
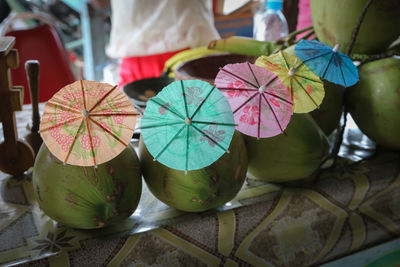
<box><xmin>267</xmin><ymin>0</ymin><xmax>283</xmax><ymax>10</ymax></box>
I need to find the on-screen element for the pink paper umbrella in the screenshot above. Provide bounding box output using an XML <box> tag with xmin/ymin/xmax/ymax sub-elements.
<box><xmin>215</xmin><ymin>62</ymin><xmax>293</xmax><ymax>139</ymax></box>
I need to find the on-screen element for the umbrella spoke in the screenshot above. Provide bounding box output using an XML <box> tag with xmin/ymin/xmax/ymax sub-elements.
<box><xmin>299</xmin><ymin>50</ymin><xmax>331</xmax><ymax>63</ymax></box>
<box><xmin>233</xmin><ymin>93</ymin><xmax>259</xmax><ymax>114</ymax></box>
<box><xmin>293</xmin><ymin>75</ymin><xmax>321</xmax><ymax>84</ymax></box>
<box><xmin>192</xmin><ymin>121</ymin><xmax>237</xmax><ymax>127</ymax></box>
<box><xmin>154</xmin><ymin>125</ymin><xmax>186</xmax><ymax>160</ymax></box>
<box><xmin>89</xmin><ymin>113</ymin><xmax>140</xmax><ymax>117</ymax></box>
<box><xmin>263</xmin><ymin>91</ymin><xmax>293</xmax><ymax>106</ymax></box>
<box><xmin>39</xmin><ymin>116</ymin><xmax>81</xmax><ymax>133</ymax></box>
<box><xmin>293</xmin><ymin>77</ymin><xmax>319</xmax><ymax>108</ymax></box>
<box><xmin>64</xmin><ymin>119</ymin><xmax>85</xmax><ymax>163</ymax></box>
<box><xmin>190</xmin><ymin>86</ymin><xmax>215</xmax><ymax>120</ymax></box>
<box><xmin>88</xmin><ymin>85</ymin><xmax>118</xmax><ymax>113</ymax></box>
<box><xmin>261</xmin><ymin>94</ymin><xmax>284</xmax><ymax>133</ymax></box>
<box><xmin>47</xmin><ymin>100</ymin><xmax>81</xmax><ymax>114</ymax></box>
<box><xmin>88</xmin><ymin>117</ymin><xmax>129</xmax><ymax>147</ymax></box>
<box><xmin>84</xmin><ymin>118</ymin><xmax>97</xmax><ymax>166</ymax></box>
<box><xmin>219</xmin><ymin>68</ymin><xmax>258</xmax><ymax>89</ymax></box>
<box><xmin>247</xmin><ymin>62</ymin><xmax>261</xmax><ymax>87</ymax></box>
<box><xmin>321</xmin><ymin>53</ymin><xmax>335</xmax><ymax>79</ymax></box>
<box><xmin>262</xmin><ymin>75</ymin><xmax>278</xmax><ymax>88</ymax></box>
<box><xmin>149</xmin><ymin>98</ymin><xmax>185</xmax><ymax>120</ymax></box>
<box><xmin>191</xmin><ymin>124</ymin><xmax>229</xmax><ymax>153</ymax></box>
<box><xmin>185</xmin><ymin>125</ymin><xmax>190</xmax><ymax>172</ymax></box>
<box><xmin>258</xmin><ymin>94</ymin><xmax>261</xmax><ymax>139</ymax></box>
<box><xmin>80</xmin><ymin>80</ymin><xmax>87</xmax><ymax>110</ymax></box>
<box><xmin>280</xmin><ymin>52</ymin><xmax>291</xmax><ymax>71</ymax></box>
<box><xmin>218</xmin><ymin>87</ymin><xmax>257</xmax><ymax>91</ymax></box>
<box><xmin>140</xmin><ymin>121</ymin><xmax>184</xmax><ymax>130</ymax></box>
<box><xmin>289</xmin><ymin>79</ymin><xmax>294</xmax><ymax>102</ymax></box>
<box><xmin>339</xmin><ymin>63</ymin><xmax>347</xmax><ymax>87</ymax></box>
<box><xmin>181</xmin><ymin>80</ymin><xmax>189</xmax><ymax>118</ymax></box>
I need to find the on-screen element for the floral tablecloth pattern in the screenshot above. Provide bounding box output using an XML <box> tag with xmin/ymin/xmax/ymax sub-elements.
<box><xmin>0</xmin><ymin>105</ymin><xmax>399</xmax><ymax>266</ymax></box>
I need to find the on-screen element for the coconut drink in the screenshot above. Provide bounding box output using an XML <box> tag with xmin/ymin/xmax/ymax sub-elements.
<box><xmin>346</xmin><ymin>57</ymin><xmax>400</xmax><ymax>150</ymax></box>
<box><xmin>244</xmin><ymin>114</ymin><xmax>329</xmax><ymax>182</ymax></box>
<box><xmin>139</xmin><ymin>79</ymin><xmax>247</xmax><ymax>211</ymax></box>
<box><xmin>33</xmin><ymin>80</ymin><xmax>141</xmax><ymax>229</ymax></box>
<box><xmin>310</xmin><ymin>0</ymin><xmax>400</xmax><ymax>54</ymax></box>
<box><xmin>139</xmin><ymin>131</ymin><xmax>247</xmax><ymax>212</ymax></box>
<box><xmin>33</xmin><ymin>143</ymin><xmax>142</xmax><ymax>229</ymax></box>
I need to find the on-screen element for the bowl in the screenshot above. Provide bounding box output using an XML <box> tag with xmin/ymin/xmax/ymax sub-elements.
<box><xmin>123</xmin><ymin>76</ymin><xmax>174</xmax><ymax>113</ymax></box>
<box><xmin>174</xmin><ymin>54</ymin><xmax>257</xmax><ymax>85</ymax></box>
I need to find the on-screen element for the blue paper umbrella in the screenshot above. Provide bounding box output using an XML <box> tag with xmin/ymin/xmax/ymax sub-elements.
<box><xmin>295</xmin><ymin>39</ymin><xmax>359</xmax><ymax>87</ymax></box>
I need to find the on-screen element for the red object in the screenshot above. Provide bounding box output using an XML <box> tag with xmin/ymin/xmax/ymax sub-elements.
<box><xmin>118</xmin><ymin>48</ymin><xmax>187</xmax><ymax>88</ymax></box>
<box><xmin>7</xmin><ymin>24</ymin><xmax>75</xmax><ymax>104</ymax></box>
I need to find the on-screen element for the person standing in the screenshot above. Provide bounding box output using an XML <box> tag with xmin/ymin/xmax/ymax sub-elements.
<box><xmin>106</xmin><ymin>0</ymin><xmax>220</xmax><ymax>87</ymax></box>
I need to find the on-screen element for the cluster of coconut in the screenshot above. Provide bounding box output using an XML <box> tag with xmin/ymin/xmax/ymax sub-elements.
<box><xmin>32</xmin><ymin>0</ymin><xmax>400</xmax><ymax>230</ymax></box>
<box><xmin>311</xmin><ymin>0</ymin><xmax>400</xmax><ymax>150</ymax></box>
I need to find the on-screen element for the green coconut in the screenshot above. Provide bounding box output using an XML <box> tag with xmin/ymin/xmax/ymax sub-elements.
<box><xmin>310</xmin><ymin>81</ymin><xmax>344</xmax><ymax>136</ymax></box>
<box><xmin>345</xmin><ymin>57</ymin><xmax>400</xmax><ymax>150</ymax></box>
<box><xmin>310</xmin><ymin>0</ymin><xmax>400</xmax><ymax>54</ymax></box>
<box><xmin>283</xmin><ymin>45</ymin><xmax>344</xmax><ymax>136</ymax></box>
<box><xmin>244</xmin><ymin>114</ymin><xmax>329</xmax><ymax>182</ymax></box>
<box><xmin>33</xmin><ymin>143</ymin><xmax>142</xmax><ymax>229</ymax></box>
<box><xmin>138</xmin><ymin>131</ymin><xmax>248</xmax><ymax>212</ymax></box>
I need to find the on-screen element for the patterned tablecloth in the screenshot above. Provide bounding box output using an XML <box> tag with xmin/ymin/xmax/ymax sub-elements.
<box><xmin>0</xmin><ymin>105</ymin><xmax>399</xmax><ymax>266</ymax></box>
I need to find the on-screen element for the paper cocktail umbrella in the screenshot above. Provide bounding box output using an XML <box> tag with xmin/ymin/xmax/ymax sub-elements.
<box><xmin>295</xmin><ymin>39</ymin><xmax>359</xmax><ymax>87</ymax></box>
<box><xmin>40</xmin><ymin>80</ymin><xmax>138</xmax><ymax>166</ymax></box>
<box><xmin>256</xmin><ymin>51</ymin><xmax>325</xmax><ymax>113</ymax></box>
<box><xmin>215</xmin><ymin>62</ymin><xmax>293</xmax><ymax>139</ymax></box>
<box><xmin>140</xmin><ymin>80</ymin><xmax>235</xmax><ymax>172</ymax></box>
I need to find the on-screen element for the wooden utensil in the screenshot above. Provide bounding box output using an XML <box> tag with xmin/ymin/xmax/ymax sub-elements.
<box><xmin>24</xmin><ymin>60</ymin><xmax>43</xmax><ymax>155</ymax></box>
<box><xmin>0</xmin><ymin>37</ymin><xmax>35</xmax><ymax>176</ymax></box>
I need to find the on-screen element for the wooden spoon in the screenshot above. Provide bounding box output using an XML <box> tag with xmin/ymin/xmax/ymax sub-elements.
<box><xmin>24</xmin><ymin>60</ymin><xmax>43</xmax><ymax>155</ymax></box>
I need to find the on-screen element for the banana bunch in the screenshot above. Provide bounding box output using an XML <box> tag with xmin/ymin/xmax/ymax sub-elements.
<box><xmin>163</xmin><ymin>47</ymin><xmax>221</xmax><ymax>77</ymax></box>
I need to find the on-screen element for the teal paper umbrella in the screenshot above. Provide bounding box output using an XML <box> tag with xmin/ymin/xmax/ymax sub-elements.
<box><xmin>140</xmin><ymin>80</ymin><xmax>235</xmax><ymax>172</ymax></box>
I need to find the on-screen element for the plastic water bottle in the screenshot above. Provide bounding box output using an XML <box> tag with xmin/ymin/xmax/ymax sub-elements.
<box><xmin>253</xmin><ymin>0</ymin><xmax>289</xmax><ymax>42</ymax></box>
<box><xmin>253</xmin><ymin>0</ymin><xmax>266</xmax><ymax>38</ymax></box>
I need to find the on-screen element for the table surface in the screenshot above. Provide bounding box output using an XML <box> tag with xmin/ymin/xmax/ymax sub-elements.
<box><xmin>0</xmin><ymin>104</ymin><xmax>399</xmax><ymax>266</ymax></box>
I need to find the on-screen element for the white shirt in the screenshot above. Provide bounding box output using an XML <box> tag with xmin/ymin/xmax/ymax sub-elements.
<box><xmin>106</xmin><ymin>0</ymin><xmax>220</xmax><ymax>58</ymax></box>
